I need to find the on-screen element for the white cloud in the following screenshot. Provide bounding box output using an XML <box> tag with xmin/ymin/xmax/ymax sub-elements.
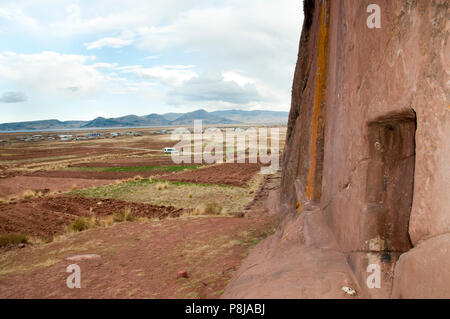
<box><xmin>91</xmin><ymin>62</ymin><xmax>118</xmax><ymax>69</ymax></box>
<box><xmin>84</xmin><ymin>36</ymin><xmax>133</xmax><ymax>50</ymax></box>
<box><xmin>0</xmin><ymin>51</ymin><xmax>103</xmax><ymax>95</ymax></box>
<box><xmin>0</xmin><ymin>0</ymin><xmax>302</xmax><ymax>121</ymax></box>
<box><xmin>143</xmin><ymin>55</ymin><xmax>161</xmax><ymax>60</ymax></box>
<box><xmin>84</xmin><ymin>31</ymin><xmax>135</xmax><ymax>50</ymax></box>
<box><xmin>0</xmin><ymin>6</ymin><xmax>38</xmax><ymax>29</ymax></box>
<box><xmin>134</xmin><ymin>0</ymin><xmax>301</xmax><ymax>108</ymax></box>
<box><xmin>0</xmin><ymin>91</ymin><xmax>27</xmax><ymax>103</ymax></box>
<box><xmin>222</xmin><ymin>71</ymin><xmax>254</xmax><ymax>86</ymax></box>
<box><xmin>118</xmin><ymin>65</ymin><xmax>198</xmax><ymax>86</ymax></box>
<box><xmin>167</xmin><ymin>73</ymin><xmax>261</xmax><ymax>106</ymax></box>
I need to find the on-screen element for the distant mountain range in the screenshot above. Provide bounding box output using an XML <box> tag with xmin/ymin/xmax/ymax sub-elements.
<box><xmin>0</xmin><ymin>109</ymin><xmax>289</xmax><ymax>132</ymax></box>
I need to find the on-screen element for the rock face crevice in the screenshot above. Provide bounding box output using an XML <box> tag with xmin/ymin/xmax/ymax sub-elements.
<box><xmin>224</xmin><ymin>0</ymin><xmax>449</xmax><ymax>299</ymax></box>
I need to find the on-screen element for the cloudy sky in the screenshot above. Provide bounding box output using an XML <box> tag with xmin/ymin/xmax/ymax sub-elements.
<box><xmin>0</xmin><ymin>0</ymin><xmax>303</xmax><ymax>123</ymax></box>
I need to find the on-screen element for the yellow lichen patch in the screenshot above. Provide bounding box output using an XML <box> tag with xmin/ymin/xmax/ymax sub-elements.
<box><xmin>296</xmin><ymin>200</ymin><xmax>303</xmax><ymax>213</ymax></box>
<box><xmin>305</xmin><ymin>1</ymin><xmax>330</xmax><ymax>201</ymax></box>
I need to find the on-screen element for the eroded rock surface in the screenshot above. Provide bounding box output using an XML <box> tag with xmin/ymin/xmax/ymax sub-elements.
<box><xmin>224</xmin><ymin>0</ymin><xmax>449</xmax><ymax>299</ymax></box>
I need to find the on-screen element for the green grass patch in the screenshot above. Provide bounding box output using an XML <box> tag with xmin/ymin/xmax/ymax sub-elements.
<box><xmin>66</xmin><ymin>165</ymin><xmax>201</xmax><ymax>172</ymax></box>
<box><xmin>0</xmin><ymin>233</ymin><xmax>29</xmax><ymax>247</ymax></box>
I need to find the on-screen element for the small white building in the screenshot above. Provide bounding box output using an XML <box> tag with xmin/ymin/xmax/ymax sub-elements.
<box><xmin>58</xmin><ymin>134</ymin><xmax>72</xmax><ymax>141</ymax></box>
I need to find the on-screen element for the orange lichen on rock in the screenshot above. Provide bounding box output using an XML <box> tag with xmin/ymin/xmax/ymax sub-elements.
<box><xmin>305</xmin><ymin>1</ymin><xmax>330</xmax><ymax>201</ymax></box>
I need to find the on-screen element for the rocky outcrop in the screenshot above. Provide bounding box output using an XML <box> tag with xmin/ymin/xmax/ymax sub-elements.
<box><xmin>224</xmin><ymin>0</ymin><xmax>449</xmax><ymax>298</ymax></box>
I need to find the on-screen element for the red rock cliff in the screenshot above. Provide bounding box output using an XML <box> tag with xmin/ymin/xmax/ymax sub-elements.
<box><xmin>224</xmin><ymin>0</ymin><xmax>449</xmax><ymax>298</ymax></box>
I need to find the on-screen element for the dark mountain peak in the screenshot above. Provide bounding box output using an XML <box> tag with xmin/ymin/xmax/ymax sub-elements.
<box><xmin>168</xmin><ymin>109</ymin><xmax>239</xmax><ymax>125</ymax></box>
<box><xmin>143</xmin><ymin>113</ymin><xmax>165</xmax><ymax>119</ymax></box>
<box><xmin>193</xmin><ymin>108</ymin><xmax>208</xmax><ymax>113</ymax></box>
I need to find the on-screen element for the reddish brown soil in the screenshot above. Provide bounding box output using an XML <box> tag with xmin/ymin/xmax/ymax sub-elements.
<box><xmin>0</xmin><ymin>176</ymin><xmax>116</xmax><ymax>198</ymax></box>
<box><xmin>0</xmin><ymin>176</ymin><xmax>278</xmax><ymax>299</ymax></box>
<box><xmin>0</xmin><ymin>147</ymin><xmax>139</xmax><ymax>161</ymax></box>
<box><xmin>0</xmin><ymin>195</ymin><xmax>186</xmax><ymax>240</ymax></box>
<box><xmin>68</xmin><ymin>156</ymin><xmax>212</xmax><ymax>168</ymax></box>
<box><xmin>160</xmin><ymin>163</ymin><xmax>262</xmax><ymax>186</ymax></box>
<box><xmin>25</xmin><ymin>170</ymin><xmax>168</xmax><ymax>180</ymax></box>
<box><xmin>68</xmin><ymin>156</ymin><xmax>178</xmax><ymax>167</ymax></box>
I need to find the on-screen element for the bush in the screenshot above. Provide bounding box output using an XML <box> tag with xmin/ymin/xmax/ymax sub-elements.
<box><xmin>113</xmin><ymin>208</ymin><xmax>135</xmax><ymax>223</ymax></box>
<box><xmin>133</xmin><ymin>175</ymin><xmax>143</xmax><ymax>181</ymax></box>
<box><xmin>99</xmin><ymin>216</ymin><xmax>114</xmax><ymax>227</ymax></box>
<box><xmin>194</xmin><ymin>202</ymin><xmax>223</xmax><ymax>216</ymax></box>
<box><xmin>23</xmin><ymin>190</ymin><xmax>36</xmax><ymax>200</ymax></box>
<box><xmin>156</xmin><ymin>182</ymin><xmax>168</xmax><ymax>190</ymax></box>
<box><xmin>69</xmin><ymin>217</ymin><xmax>97</xmax><ymax>232</ymax></box>
<box><xmin>72</xmin><ymin>184</ymin><xmax>78</xmax><ymax>191</ymax></box>
<box><xmin>0</xmin><ymin>233</ymin><xmax>29</xmax><ymax>247</ymax></box>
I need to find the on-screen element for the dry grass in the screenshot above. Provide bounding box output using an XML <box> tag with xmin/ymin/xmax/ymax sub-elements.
<box><xmin>23</xmin><ymin>189</ymin><xmax>36</xmax><ymax>200</ymax></box>
<box><xmin>77</xmin><ymin>175</ymin><xmax>264</xmax><ymax>214</ymax></box>
<box><xmin>99</xmin><ymin>216</ymin><xmax>115</xmax><ymax>227</ymax></box>
<box><xmin>113</xmin><ymin>207</ymin><xmax>135</xmax><ymax>223</ymax></box>
<box><xmin>133</xmin><ymin>175</ymin><xmax>143</xmax><ymax>181</ymax></box>
<box><xmin>0</xmin><ymin>233</ymin><xmax>29</xmax><ymax>247</ymax></box>
<box><xmin>0</xmin><ymin>197</ymin><xmax>5</xmax><ymax>203</ymax></box>
<box><xmin>71</xmin><ymin>184</ymin><xmax>77</xmax><ymax>191</ymax></box>
<box><xmin>156</xmin><ymin>182</ymin><xmax>168</xmax><ymax>190</ymax></box>
<box><xmin>193</xmin><ymin>202</ymin><xmax>223</xmax><ymax>216</ymax></box>
<box><xmin>68</xmin><ymin>217</ymin><xmax>97</xmax><ymax>233</ymax></box>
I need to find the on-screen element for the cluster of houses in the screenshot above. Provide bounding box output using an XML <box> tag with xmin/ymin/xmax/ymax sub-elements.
<box><xmin>58</xmin><ymin>131</ymin><xmax>144</xmax><ymax>141</ymax></box>
<box><xmin>16</xmin><ymin>135</ymin><xmax>52</xmax><ymax>142</ymax></box>
<box><xmin>9</xmin><ymin>131</ymin><xmax>145</xmax><ymax>143</ymax></box>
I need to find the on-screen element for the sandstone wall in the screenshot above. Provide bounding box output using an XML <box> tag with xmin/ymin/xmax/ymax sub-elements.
<box><xmin>281</xmin><ymin>0</ymin><xmax>449</xmax><ymax>298</ymax></box>
<box><xmin>225</xmin><ymin>0</ymin><xmax>449</xmax><ymax>299</ymax></box>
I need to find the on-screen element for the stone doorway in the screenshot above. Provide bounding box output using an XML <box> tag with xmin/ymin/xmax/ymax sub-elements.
<box><xmin>365</xmin><ymin>111</ymin><xmax>417</xmax><ymax>253</ymax></box>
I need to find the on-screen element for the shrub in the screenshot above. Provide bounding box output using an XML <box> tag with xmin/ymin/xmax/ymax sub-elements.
<box><xmin>134</xmin><ymin>175</ymin><xmax>143</xmax><ymax>181</ymax></box>
<box><xmin>156</xmin><ymin>182</ymin><xmax>168</xmax><ymax>190</ymax></box>
<box><xmin>113</xmin><ymin>208</ymin><xmax>135</xmax><ymax>223</ymax></box>
<box><xmin>99</xmin><ymin>216</ymin><xmax>114</xmax><ymax>227</ymax></box>
<box><xmin>0</xmin><ymin>197</ymin><xmax>5</xmax><ymax>204</ymax></box>
<box><xmin>23</xmin><ymin>190</ymin><xmax>36</xmax><ymax>200</ymax></box>
<box><xmin>69</xmin><ymin>217</ymin><xmax>97</xmax><ymax>232</ymax></box>
<box><xmin>194</xmin><ymin>202</ymin><xmax>223</xmax><ymax>216</ymax></box>
<box><xmin>72</xmin><ymin>184</ymin><xmax>78</xmax><ymax>191</ymax></box>
<box><xmin>0</xmin><ymin>233</ymin><xmax>29</xmax><ymax>247</ymax></box>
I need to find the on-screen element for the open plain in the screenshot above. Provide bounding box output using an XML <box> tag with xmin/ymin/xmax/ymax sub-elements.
<box><xmin>0</xmin><ymin>126</ymin><xmax>285</xmax><ymax>298</ymax></box>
